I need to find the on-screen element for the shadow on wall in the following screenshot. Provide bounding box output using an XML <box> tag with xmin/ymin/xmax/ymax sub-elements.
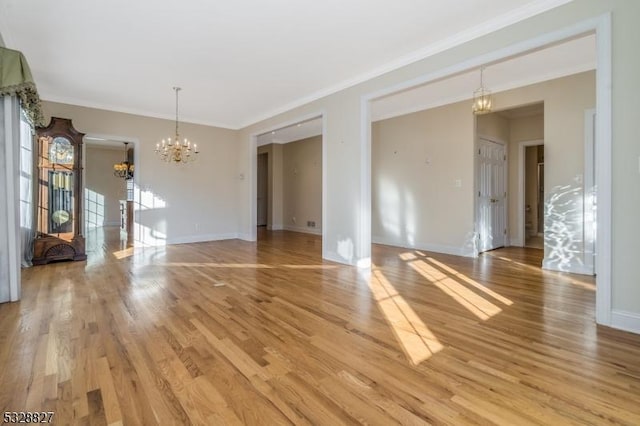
<box><xmin>543</xmin><ymin>184</ymin><xmax>585</xmax><ymax>272</ymax></box>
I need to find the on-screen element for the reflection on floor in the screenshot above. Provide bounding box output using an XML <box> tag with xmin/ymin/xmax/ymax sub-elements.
<box><xmin>3</xmin><ymin>229</ymin><xmax>639</xmax><ymax>424</ymax></box>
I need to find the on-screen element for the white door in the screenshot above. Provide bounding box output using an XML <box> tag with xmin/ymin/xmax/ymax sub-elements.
<box><xmin>256</xmin><ymin>153</ymin><xmax>268</xmax><ymax>226</ymax></box>
<box><xmin>477</xmin><ymin>138</ymin><xmax>507</xmax><ymax>252</ymax></box>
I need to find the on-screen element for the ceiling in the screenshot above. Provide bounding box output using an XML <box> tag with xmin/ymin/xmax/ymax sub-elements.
<box><xmin>0</xmin><ymin>0</ymin><xmax>572</xmax><ymax>129</ymax></box>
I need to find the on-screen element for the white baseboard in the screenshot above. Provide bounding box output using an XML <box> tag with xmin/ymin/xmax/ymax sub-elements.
<box><xmin>167</xmin><ymin>233</ymin><xmax>239</xmax><ymax>245</ymax></box>
<box><xmin>283</xmin><ymin>225</ymin><xmax>322</xmax><ymax>235</ymax></box>
<box><xmin>268</xmin><ymin>224</ymin><xmax>284</xmax><ymax>231</ymax></box>
<box><xmin>611</xmin><ymin>310</ymin><xmax>640</xmax><ymax>335</ymax></box>
<box><xmin>372</xmin><ymin>236</ymin><xmax>474</xmax><ymax>258</ymax></box>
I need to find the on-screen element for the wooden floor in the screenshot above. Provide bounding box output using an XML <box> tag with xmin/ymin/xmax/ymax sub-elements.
<box><xmin>1</xmin><ymin>228</ymin><xmax>639</xmax><ymax>425</ymax></box>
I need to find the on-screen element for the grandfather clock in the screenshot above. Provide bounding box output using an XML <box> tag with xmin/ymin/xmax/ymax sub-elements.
<box><xmin>33</xmin><ymin>117</ymin><xmax>87</xmax><ymax>264</ymax></box>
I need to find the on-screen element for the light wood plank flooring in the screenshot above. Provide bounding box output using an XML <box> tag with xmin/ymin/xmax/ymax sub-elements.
<box><xmin>1</xmin><ymin>228</ymin><xmax>639</xmax><ymax>425</ymax></box>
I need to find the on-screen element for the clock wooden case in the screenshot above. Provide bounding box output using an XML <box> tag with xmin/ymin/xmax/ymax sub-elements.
<box><xmin>33</xmin><ymin>117</ymin><xmax>87</xmax><ymax>264</ymax></box>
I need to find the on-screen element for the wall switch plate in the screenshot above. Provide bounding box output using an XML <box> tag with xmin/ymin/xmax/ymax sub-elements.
<box><xmin>454</xmin><ymin>179</ymin><xmax>462</xmax><ymax>188</ymax></box>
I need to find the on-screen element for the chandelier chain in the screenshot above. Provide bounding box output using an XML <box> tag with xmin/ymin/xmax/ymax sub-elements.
<box><xmin>174</xmin><ymin>87</ymin><xmax>180</xmax><ymax>139</ymax></box>
<box><xmin>155</xmin><ymin>86</ymin><xmax>199</xmax><ymax>163</ymax></box>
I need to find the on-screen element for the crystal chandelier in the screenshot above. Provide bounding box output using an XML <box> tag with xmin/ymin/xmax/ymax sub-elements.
<box><xmin>472</xmin><ymin>66</ymin><xmax>492</xmax><ymax>115</ymax></box>
<box><xmin>113</xmin><ymin>142</ymin><xmax>134</xmax><ymax>180</ymax></box>
<box><xmin>155</xmin><ymin>87</ymin><xmax>199</xmax><ymax>163</ymax></box>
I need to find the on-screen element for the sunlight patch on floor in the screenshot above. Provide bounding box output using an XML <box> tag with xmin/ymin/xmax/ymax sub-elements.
<box><xmin>399</xmin><ymin>252</ymin><xmax>417</xmax><ymax>261</ymax></box>
<box><xmin>409</xmin><ymin>259</ymin><xmax>502</xmax><ymax>320</ymax></box>
<box><xmin>425</xmin><ymin>257</ymin><xmax>513</xmax><ymax>306</ymax></box>
<box><xmin>368</xmin><ymin>267</ymin><xmax>443</xmax><ymax>365</ymax></box>
<box><xmin>112</xmin><ymin>247</ymin><xmax>136</xmax><ymax>259</ymax></box>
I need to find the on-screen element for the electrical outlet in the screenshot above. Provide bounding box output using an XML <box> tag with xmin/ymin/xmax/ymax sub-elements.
<box><xmin>307</xmin><ymin>221</ymin><xmax>316</xmax><ymax>228</ymax></box>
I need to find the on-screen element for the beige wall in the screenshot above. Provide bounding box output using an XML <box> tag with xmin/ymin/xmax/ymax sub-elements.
<box><xmin>42</xmin><ymin>101</ymin><xmax>240</xmax><ymax>245</ymax></box>
<box><xmin>372</xmin><ymin>100</ymin><xmax>474</xmax><ymax>255</ymax></box>
<box><xmin>511</xmin><ymin>114</ymin><xmax>544</xmax><ymax>142</ymax></box>
<box><xmin>372</xmin><ymin>72</ymin><xmax>593</xmax><ymax>259</ymax></box>
<box><xmin>282</xmin><ymin>136</ymin><xmax>322</xmax><ymax>234</ymax></box>
<box><xmin>477</xmin><ymin>113</ymin><xmax>509</xmax><ymax>142</ymax></box>
<box><xmin>85</xmin><ymin>146</ymin><xmax>126</xmax><ymax>227</ymax></box>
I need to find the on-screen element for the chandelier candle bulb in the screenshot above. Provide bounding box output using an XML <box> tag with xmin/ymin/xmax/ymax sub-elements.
<box><xmin>155</xmin><ymin>87</ymin><xmax>199</xmax><ymax>164</ymax></box>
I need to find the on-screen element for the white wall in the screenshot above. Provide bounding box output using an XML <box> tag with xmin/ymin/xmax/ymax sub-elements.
<box><xmin>85</xmin><ymin>146</ymin><xmax>126</xmax><ymax>227</ymax></box>
<box><xmin>282</xmin><ymin>136</ymin><xmax>322</xmax><ymax>234</ymax></box>
<box><xmin>237</xmin><ymin>1</ymin><xmax>640</xmax><ymax>329</ymax></box>
<box><xmin>42</xmin><ymin>101</ymin><xmax>240</xmax><ymax>246</ymax></box>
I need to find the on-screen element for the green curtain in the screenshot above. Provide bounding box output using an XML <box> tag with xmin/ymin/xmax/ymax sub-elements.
<box><xmin>0</xmin><ymin>47</ymin><xmax>44</xmax><ymax>127</ymax></box>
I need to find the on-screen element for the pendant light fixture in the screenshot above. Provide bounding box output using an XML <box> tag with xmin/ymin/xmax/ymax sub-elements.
<box><xmin>472</xmin><ymin>66</ymin><xmax>492</xmax><ymax>115</ymax></box>
<box><xmin>113</xmin><ymin>142</ymin><xmax>134</xmax><ymax>180</ymax></box>
<box><xmin>155</xmin><ymin>87</ymin><xmax>199</xmax><ymax>163</ymax></box>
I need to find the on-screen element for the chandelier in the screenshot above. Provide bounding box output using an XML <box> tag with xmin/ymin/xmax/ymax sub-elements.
<box><xmin>472</xmin><ymin>66</ymin><xmax>492</xmax><ymax>115</ymax></box>
<box><xmin>155</xmin><ymin>87</ymin><xmax>199</xmax><ymax>163</ymax></box>
<box><xmin>113</xmin><ymin>142</ymin><xmax>134</xmax><ymax>180</ymax></box>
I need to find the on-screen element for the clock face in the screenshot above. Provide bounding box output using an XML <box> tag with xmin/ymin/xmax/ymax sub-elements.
<box><xmin>49</xmin><ymin>136</ymin><xmax>74</xmax><ymax>164</ymax></box>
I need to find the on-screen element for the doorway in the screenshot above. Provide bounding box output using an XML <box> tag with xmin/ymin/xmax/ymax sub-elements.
<box><xmin>257</xmin><ymin>153</ymin><xmax>268</xmax><ymax>227</ymax></box>
<box><xmin>476</xmin><ymin>137</ymin><xmax>508</xmax><ymax>252</ymax></box>
<box><xmin>254</xmin><ymin>116</ymin><xmax>324</xmax><ymax>241</ymax></box>
<box><xmin>83</xmin><ymin>137</ymin><xmax>136</xmax><ymax>252</ymax></box>
<box><xmin>524</xmin><ymin>144</ymin><xmax>544</xmax><ymax>249</ymax></box>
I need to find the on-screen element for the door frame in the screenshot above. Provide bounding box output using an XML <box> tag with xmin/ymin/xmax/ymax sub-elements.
<box><xmin>256</xmin><ymin>152</ymin><xmax>268</xmax><ymax>227</ymax></box>
<box><xmin>247</xmin><ymin>112</ymin><xmax>327</xmax><ymax>256</ymax></box>
<box><xmin>583</xmin><ymin>108</ymin><xmax>596</xmax><ymax>275</ymax></box>
<box><xmin>82</xmin><ymin>133</ymin><xmax>140</xmax><ymax>245</ymax></box>
<box><xmin>475</xmin><ymin>134</ymin><xmax>508</xmax><ymax>254</ymax></box>
<box><xmin>516</xmin><ymin>139</ymin><xmax>544</xmax><ymax>248</ymax></box>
